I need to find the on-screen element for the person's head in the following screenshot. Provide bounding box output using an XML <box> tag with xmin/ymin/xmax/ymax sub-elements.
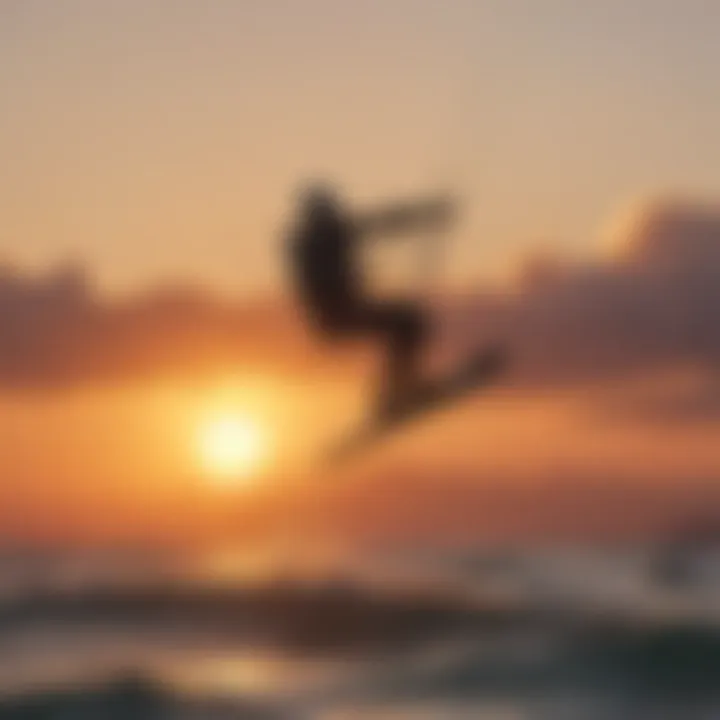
<box><xmin>297</xmin><ymin>181</ymin><xmax>341</xmax><ymax>221</ymax></box>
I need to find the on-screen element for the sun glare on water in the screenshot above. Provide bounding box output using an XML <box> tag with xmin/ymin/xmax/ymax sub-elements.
<box><xmin>197</xmin><ymin>414</ymin><xmax>268</xmax><ymax>485</ymax></box>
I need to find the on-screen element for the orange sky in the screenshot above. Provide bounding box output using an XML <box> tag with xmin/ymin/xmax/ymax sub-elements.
<box><xmin>2</xmin><ymin>2</ymin><xmax>720</xmax><ymax>549</ymax></box>
<box><xmin>2</xmin><ymin>197</ymin><xmax>720</xmax><ymax>547</ymax></box>
<box><xmin>1</xmin><ymin>363</ymin><xmax>718</xmax><ymax>548</ymax></box>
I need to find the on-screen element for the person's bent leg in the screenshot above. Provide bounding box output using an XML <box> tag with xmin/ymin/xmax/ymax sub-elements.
<box><xmin>356</xmin><ymin>301</ymin><xmax>429</xmax><ymax>416</ymax></box>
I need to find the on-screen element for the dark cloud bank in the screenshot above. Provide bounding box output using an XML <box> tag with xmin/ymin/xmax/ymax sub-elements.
<box><xmin>456</xmin><ymin>199</ymin><xmax>720</xmax><ymax>384</ymax></box>
<box><xmin>1</xmin><ymin>200</ymin><xmax>719</xmax><ymax>393</ymax></box>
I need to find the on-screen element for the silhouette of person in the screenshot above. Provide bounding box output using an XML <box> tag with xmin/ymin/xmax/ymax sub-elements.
<box><xmin>288</xmin><ymin>183</ymin><xmax>456</xmax><ymax>418</ymax></box>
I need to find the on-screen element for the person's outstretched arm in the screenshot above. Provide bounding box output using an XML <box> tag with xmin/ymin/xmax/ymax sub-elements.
<box><xmin>355</xmin><ymin>195</ymin><xmax>457</xmax><ymax>239</ymax></box>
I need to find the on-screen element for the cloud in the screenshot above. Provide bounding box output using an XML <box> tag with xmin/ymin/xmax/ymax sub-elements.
<box><xmin>0</xmin><ymin>263</ymin><xmax>316</xmax><ymax>389</ymax></box>
<box><xmin>594</xmin><ymin>374</ymin><xmax>720</xmax><ymax>426</ymax></box>
<box><xmin>1</xmin><ymin>198</ymin><xmax>719</xmax><ymax>394</ymax></box>
<box><xmin>454</xmin><ymin>199</ymin><xmax>720</xmax><ymax>386</ymax></box>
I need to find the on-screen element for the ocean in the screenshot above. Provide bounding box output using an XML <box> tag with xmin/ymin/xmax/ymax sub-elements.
<box><xmin>0</xmin><ymin>543</ymin><xmax>718</xmax><ymax>719</ymax></box>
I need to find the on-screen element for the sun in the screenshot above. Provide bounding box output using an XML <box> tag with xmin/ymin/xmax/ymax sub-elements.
<box><xmin>197</xmin><ymin>414</ymin><xmax>268</xmax><ymax>484</ymax></box>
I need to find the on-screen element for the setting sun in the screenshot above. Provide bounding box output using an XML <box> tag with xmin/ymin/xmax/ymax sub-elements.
<box><xmin>197</xmin><ymin>415</ymin><xmax>268</xmax><ymax>484</ymax></box>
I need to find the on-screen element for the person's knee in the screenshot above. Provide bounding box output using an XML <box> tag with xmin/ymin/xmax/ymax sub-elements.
<box><xmin>396</xmin><ymin>304</ymin><xmax>427</xmax><ymax>350</ymax></box>
<box><xmin>359</xmin><ymin>301</ymin><xmax>428</xmax><ymax>351</ymax></box>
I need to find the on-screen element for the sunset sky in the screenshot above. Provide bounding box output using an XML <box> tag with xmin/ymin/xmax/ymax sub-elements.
<box><xmin>1</xmin><ymin>1</ymin><xmax>720</xmax><ymax>549</ymax></box>
<box><xmin>4</xmin><ymin>0</ymin><xmax>720</xmax><ymax>292</ymax></box>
